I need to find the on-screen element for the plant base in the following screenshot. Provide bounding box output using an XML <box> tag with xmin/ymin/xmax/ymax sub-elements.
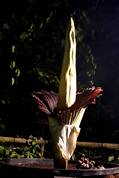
<box><xmin>0</xmin><ymin>158</ymin><xmax>119</xmax><ymax>178</ymax></box>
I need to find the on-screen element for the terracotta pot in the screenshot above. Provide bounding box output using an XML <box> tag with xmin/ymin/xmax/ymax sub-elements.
<box><xmin>0</xmin><ymin>158</ymin><xmax>119</xmax><ymax>178</ymax></box>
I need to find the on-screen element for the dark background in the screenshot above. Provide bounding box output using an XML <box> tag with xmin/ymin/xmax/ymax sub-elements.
<box><xmin>0</xmin><ymin>0</ymin><xmax>119</xmax><ymax>143</ymax></box>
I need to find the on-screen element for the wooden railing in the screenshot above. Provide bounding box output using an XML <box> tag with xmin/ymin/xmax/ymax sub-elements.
<box><xmin>0</xmin><ymin>136</ymin><xmax>119</xmax><ymax>150</ymax></box>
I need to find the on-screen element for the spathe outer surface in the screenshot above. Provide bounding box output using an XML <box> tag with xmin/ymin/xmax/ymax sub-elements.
<box><xmin>32</xmin><ymin>17</ymin><xmax>103</xmax><ymax>169</ymax></box>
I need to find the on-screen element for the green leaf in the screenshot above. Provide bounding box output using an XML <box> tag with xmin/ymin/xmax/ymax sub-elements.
<box><xmin>10</xmin><ymin>61</ymin><xmax>16</xmax><ymax>69</ymax></box>
<box><xmin>0</xmin><ymin>146</ymin><xmax>5</xmax><ymax>155</ymax></box>
<box><xmin>15</xmin><ymin>68</ymin><xmax>20</xmax><ymax>77</ymax></box>
<box><xmin>108</xmin><ymin>155</ymin><xmax>114</xmax><ymax>162</ymax></box>
<box><xmin>12</xmin><ymin>77</ymin><xmax>15</xmax><ymax>85</ymax></box>
<box><xmin>12</xmin><ymin>45</ymin><xmax>15</xmax><ymax>53</ymax></box>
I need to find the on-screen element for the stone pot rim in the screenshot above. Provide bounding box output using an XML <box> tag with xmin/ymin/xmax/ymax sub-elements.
<box><xmin>0</xmin><ymin>158</ymin><xmax>119</xmax><ymax>177</ymax></box>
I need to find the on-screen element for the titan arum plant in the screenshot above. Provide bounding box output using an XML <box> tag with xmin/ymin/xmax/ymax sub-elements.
<box><xmin>32</xmin><ymin>17</ymin><xmax>103</xmax><ymax>169</ymax></box>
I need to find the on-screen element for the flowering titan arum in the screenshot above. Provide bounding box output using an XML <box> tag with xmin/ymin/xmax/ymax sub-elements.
<box><xmin>32</xmin><ymin>17</ymin><xmax>103</xmax><ymax>169</ymax></box>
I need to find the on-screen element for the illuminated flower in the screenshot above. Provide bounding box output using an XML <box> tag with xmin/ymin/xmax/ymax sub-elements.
<box><xmin>32</xmin><ymin>17</ymin><xmax>103</xmax><ymax>169</ymax></box>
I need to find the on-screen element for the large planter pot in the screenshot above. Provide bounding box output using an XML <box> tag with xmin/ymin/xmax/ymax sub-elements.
<box><xmin>0</xmin><ymin>158</ymin><xmax>119</xmax><ymax>178</ymax></box>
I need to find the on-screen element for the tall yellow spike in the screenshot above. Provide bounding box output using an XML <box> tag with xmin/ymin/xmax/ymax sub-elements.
<box><xmin>58</xmin><ymin>17</ymin><xmax>76</xmax><ymax>109</ymax></box>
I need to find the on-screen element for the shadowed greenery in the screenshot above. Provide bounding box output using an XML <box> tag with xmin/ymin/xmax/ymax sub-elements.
<box><xmin>0</xmin><ymin>0</ymin><xmax>98</xmax><ymax>138</ymax></box>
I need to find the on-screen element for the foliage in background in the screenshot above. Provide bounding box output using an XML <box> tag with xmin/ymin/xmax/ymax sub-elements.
<box><xmin>0</xmin><ymin>136</ymin><xmax>119</xmax><ymax>165</ymax></box>
<box><xmin>0</xmin><ymin>0</ymin><xmax>104</xmax><ymax>141</ymax></box>
<box><xmin>0</xmin><ymin>136</ymin><xmax>43</xmax><ymax>159</ymax></box>
<box><xmin>73</xmin><ymin>147</ymin><xmax>119</xmax><ymax>164</ymax></box>
<box><xmin>75</xmin><ymin>11</ymin><xmax>97</xmax><ymax>89</ymax></box>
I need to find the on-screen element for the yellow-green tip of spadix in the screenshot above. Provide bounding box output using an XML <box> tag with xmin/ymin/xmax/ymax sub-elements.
<box><xmin>58</xmin><ymin>17</ymin><xmax>76</xmax><ymax>109</ymax></box>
